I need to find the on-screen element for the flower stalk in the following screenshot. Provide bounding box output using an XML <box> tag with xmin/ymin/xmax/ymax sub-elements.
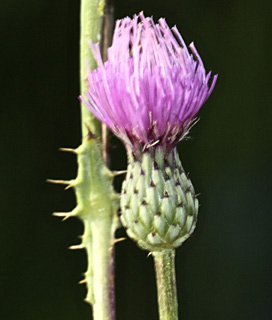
<box><xmin>153</xmin><ymin>249</ymin><xmax>178</xmax><ymax>320</ymax></box>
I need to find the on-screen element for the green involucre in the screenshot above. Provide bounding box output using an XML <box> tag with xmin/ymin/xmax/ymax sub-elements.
<box><xmin>120</xmin><ymin>148</ymin><xmax>198</xmax><ymax>252</ymax></box>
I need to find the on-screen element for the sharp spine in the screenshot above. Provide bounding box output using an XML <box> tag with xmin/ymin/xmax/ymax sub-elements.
<box><xmin>47</xmin><ymin>179</ymin><xmax>71</xmax><ymax>186</ymax></box>
<box><xmin>78</xmin><ymin>278</ymin><xmax>87</xmax><ymax>284</ymax></box>
<box><xmin>113</xmin><ymin>237</ymin><xmax>126</xmax><ymax>244</ymax></box>
<box><xmin>59</xmin><ymin>147</ymin><xmax>77</xmax><ymax>154</ymax></box>
<box><xmin>112</xmin><ymin>170</ymin><xmax>127</xmax><ymax>176</ymax></box>
<box><xmin>69</xmin><ymin>243</ymin><xmax>85</xmax><ymax>250</ymax></box>
<box><xmin>53</xmin><ymin>212</ymin><xmax>73</xmax><ymax>221</ymax></box>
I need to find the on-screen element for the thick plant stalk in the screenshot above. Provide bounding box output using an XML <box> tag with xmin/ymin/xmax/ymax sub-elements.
<box><xmin>72</xmin><ymin>0</ymin><xmax>119</xmax><ymax>319</ymax></box>
<box><xmin>72</xmin><ymin>137</ymin><xmax>119</xmax><ymax>319</ymax></box>
<box><xmin>80</xmin><ymin>0</ymin><xmax>104</xmax><ymax>137</ymax></box>
<box><xmin>153</xmin><ymin>249</ymin><xmax>178</xmax><ymax>320</ymax></box>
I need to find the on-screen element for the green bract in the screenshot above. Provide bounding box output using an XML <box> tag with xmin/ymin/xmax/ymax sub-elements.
<box><xmin>120</xmin><ymin>148</ymin><xmax>198</xmax><ymax>252</ymax></box>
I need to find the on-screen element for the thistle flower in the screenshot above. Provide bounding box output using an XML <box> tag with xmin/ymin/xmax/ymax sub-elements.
<box><xmin>83</xmin><ymin>13</ymin><xmax>217</xmax><ymax>252</ymax></box>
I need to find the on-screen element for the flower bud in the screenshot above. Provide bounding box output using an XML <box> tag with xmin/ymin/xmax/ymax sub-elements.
<box><xmin>120</xmin><ymin>148</ymin><xmax>198</xmax><ymax>251</ymax></box>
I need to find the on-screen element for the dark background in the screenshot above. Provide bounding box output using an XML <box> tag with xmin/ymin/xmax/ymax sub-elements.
<box><xmin>1</xmin><ymin>0</ymin><xmax>271</xmax><ymax>319</ymax></box>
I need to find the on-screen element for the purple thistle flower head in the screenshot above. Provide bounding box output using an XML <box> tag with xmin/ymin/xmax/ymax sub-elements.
<box><xmin>82</xmin><ymin>13</ymin><xmax>217</xmax><ymax>156</ymax></box>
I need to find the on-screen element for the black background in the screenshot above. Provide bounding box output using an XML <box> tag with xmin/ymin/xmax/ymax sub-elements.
<box><xmin>1</xmin><ymin>0</ymin><xmax>272</xmax><ymax>319</ymax></box>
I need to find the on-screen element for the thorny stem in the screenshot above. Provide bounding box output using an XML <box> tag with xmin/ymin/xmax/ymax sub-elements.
<box><xmin>78</xmin><ymin>1</ymin><xmax>118</xmax><ymax>319</ymax></box>
<box><xmin>153</xmin><ymin>249</ymin><xmax>179</xmax><ymax>320</ymax></box>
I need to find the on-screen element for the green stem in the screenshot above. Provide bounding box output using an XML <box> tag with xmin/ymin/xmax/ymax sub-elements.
<box><xmin>153</xmin><ymin>249</ymin><xmax>179</xmax><ymax>320</ymax></box>
<box><xmin>77</xmin><ymin>1</ymin><xmax>119</xmax><ymax>319</ymax></box>
<box><xmin>73</xmin><ymin>137</ymin><xmax>118</xmax><ymax>320</ymax></box>
<box><xmin>80</xmin><ymin>0</ymin><xmax>105</xmax><ymax>137</ymax></box>
<box><xmin>90</xmin><ymin>219</ymin><xmax>116</xmax><ymax>320</ymax></box>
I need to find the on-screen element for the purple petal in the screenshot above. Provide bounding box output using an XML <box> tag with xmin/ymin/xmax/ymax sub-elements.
<box><xmin>81</xmin><ymin>13</ymin><xmax>217</xmax><ymax>154</ymax></box>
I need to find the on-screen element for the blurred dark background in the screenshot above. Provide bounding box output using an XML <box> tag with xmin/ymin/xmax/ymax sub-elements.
<box><xmin>1</xmin><ymin>0</ymin><xmax>271</xmax><ymax>319</ymax></box>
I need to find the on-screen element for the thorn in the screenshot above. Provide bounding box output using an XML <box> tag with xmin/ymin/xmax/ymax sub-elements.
<box><xmin>194</xmin><ymin>193</ymin><xmax>201</xmax><ymax>198</ymax></box>
<box><xmin>59</xmin><ymin>147</ymin><xmax>77</xmax><ymax>154</ymax></box>
<box><xmin>112</xmin><ymin>170</ymin><xmax>127</xmax><ymax>176</ymax></box>
<box><xmin>147</xmin><ymin>252</ymin><xmax>152</xmax><ymax>258</ymax></box>
<box><xmin>53</xmin><ymin>212</ymin><xmax>73</xmax><ymax>221</ymax></box>
<box><xmin>47</xmin><ymin>179</ymin><xmax>71</xmax><ymax>185</ymax></box>
<box><xmin>64</xmin><ymin>184</ymin><xmax>73</xmax><ymax>190</ymax></box>
<box><xmin>79</xmin><ymin>278</ymin><xmax>87</xmax><ymax>284</ymax></box>
<box><xmin>52</xmin><ymin>212</ymin><xmax>68</xmax><ymax>217</ymax></box>
<box><xmin>113</xmin><ymin>237</ymin><xmax>126</xmax><ymax>244</ymax></box>
<box><xmin>108</xmin><ymin>238</ymin><xmax>126</xmax><ymax>252</ymax></box>
<box><xmin>69</xmin><ymin>243</ymin><xmax>85</xmax><ymax>250</ymax></box>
